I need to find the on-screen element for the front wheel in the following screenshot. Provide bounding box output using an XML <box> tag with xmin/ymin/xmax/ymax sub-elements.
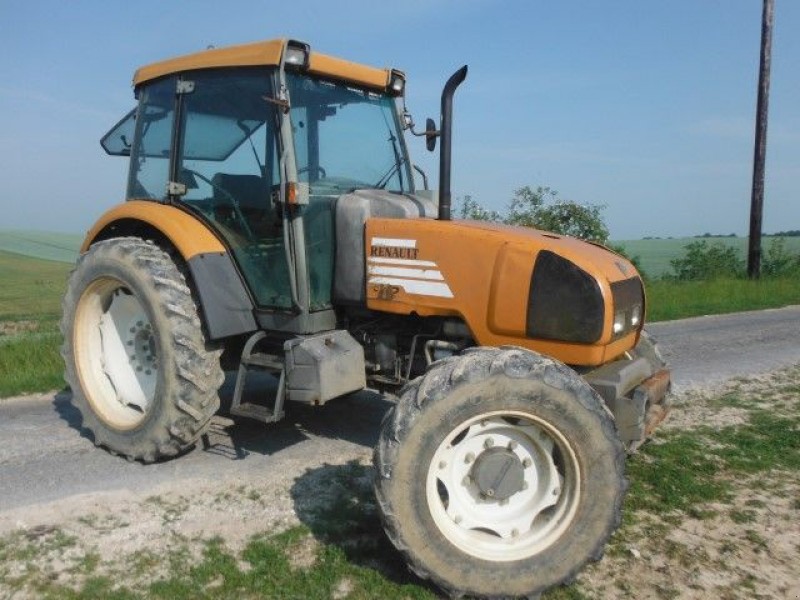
<box><xmin>374</xmin><ymin>347</ymin><xmax>626</xmax><ymax>598</ymax></box>
<box><xmin>61</xmin><ymin>237</ymin><xmax>223</xmax><ymax>462</ymax></box>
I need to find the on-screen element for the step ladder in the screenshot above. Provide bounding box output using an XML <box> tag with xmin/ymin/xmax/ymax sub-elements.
<box><xmin>230</xmin><ymin>331</ymin><xmax>286</xmax><ymax>423</ymax></box>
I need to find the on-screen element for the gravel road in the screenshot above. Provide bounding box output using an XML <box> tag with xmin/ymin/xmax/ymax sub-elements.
<box><xmin>1</xmin><ymin>305</ymin><xmax>798</xmax><ymax>518</ymax></box>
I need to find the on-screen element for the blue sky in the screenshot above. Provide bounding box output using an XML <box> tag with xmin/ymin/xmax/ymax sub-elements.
<box><xmin>0</xmin><ymin>0</ymin><xmax>797</xmax><ymax>240</ymax></box>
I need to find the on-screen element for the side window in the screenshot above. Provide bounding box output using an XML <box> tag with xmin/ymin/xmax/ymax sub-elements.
<box><xmin>127</xmin><ymin>78</ymin><xmax>175</xmax><ymax>199</ymax></box>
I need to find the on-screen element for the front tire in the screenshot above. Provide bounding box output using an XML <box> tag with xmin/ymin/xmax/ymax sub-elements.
<box><xmin>374</xmin><ymin>347</ymin><xmax>626</xmax><ymax>598</ymax></box>
<box><xmin>61</xmin><ymin>237</ymin><xmax>223</xmax><ymax>462</ymax></box>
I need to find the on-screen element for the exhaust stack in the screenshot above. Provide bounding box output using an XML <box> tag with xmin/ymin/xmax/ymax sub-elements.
<box><xmin>437</xmin><ymin>65</ymin><xmax>468</xmax><ymax>220</ymax></box>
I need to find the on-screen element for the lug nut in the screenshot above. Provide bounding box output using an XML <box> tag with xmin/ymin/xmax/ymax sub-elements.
<box><xmin>552</xmin><ymin>488</ymin><xmax>560</xmax><ymax>496</ymax></box>
<box><xmin>465</xmin><ymin>452</ymin><xmax>475</xmax><ymax>464</ymax></box>
<box><xmin>484</xmin><ymin>438</ymin><xmax>494</xmax><ymax>449</ymax></box>
<box><xmin>485</xmin><ymin>489</ymin><xmax>495</xmax><ymax>498</ymax></box>
<box><xmin>438</xmin><ymin>461</ymin><xmax>447</xmax><ymax>469</ymax></box>
<box><xmin>522</xmin><ymin>458</ymin><xmax>532</xmax><ymax>468</ymax></box>
<box><xmin>462</xmin><ymin>476</ymin><xmax>471</xmax><ymax>485</ymax></box>
<box><xmin>507</xmin><ymin>440</ymin><xmax>518</xmax><ymax>450</ymax></box>
<box><xmin>454</xmin><ymin>515</ymin><xmax>462</xmax><ymax>524</ymax></box>
<box><xmin>511</xmin><ymin>529</ymin><xmax>519</xmax><ymax>538</ymax></box>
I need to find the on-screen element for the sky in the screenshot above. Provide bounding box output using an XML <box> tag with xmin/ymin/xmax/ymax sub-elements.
<box><xmin>0</xmin><ymin>0</ymin><xmax>797</xmax><ymax>240</ymax></box>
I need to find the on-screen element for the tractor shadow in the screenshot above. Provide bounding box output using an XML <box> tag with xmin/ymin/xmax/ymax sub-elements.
<box><xmin>200</xmin><ymin>371</ymin><xmax>395</xmax><ymax>461</ymax></box>
<box><xmin>289</xmin><ymin>460</ymin><xmax>437</xmax><ymax>593</ymax></box>
<box><xmin>55</xmin><ymin>372</ymin><xmax>395</xmax><ymax>464</ymax></box>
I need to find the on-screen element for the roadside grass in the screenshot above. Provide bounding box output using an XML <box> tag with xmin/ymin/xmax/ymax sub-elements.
<box><xmin>646</xmin><ymin>276</ymin><xmax>800</xmax><ymax>321</ymax></box>
<box><xmin>0</xmin><ymin>250</ymin><xmax>70</xmax><ymax>397</ymax></box>
<box><xmin>2</xmin><ymin>367</ymin><xmax>798</xmax><ymax>599</ymax></box>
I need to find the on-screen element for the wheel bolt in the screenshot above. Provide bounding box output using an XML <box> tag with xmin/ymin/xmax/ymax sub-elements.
<box><xmin>454</xmin><ymin>515</ymin><xmax>462</xmax><ymax>524</ymax></box>
<box><xmin>129</xmin><ymin>327</ymin><xmax>136</xmax><ymax>333</ymax></box>
<box><xmin>438</xmin><ymin>461</ymin><xmax>447</xmax><ymax>469</ymax></box>
<box><xmin>484</xmin><ymin>438</ymin><xmax>494</xmax><ymax>449</ymax></box>
<box><xmin>511</xmin><ymin>528</ymin><xmax>519</xmax><ymax>538</ymax></box>
<box><xmin>145</xmin><ymin>370</ymin><xmax>151</xmax><ymax>375</ymax></box>
<box><xmin>465</xmin><ymin>452</ymin><xmax>475</xmax><ymax>464</ymax></box>
<box><xmin>136</xmin><ymin>366</ymin><xmax>142</xmax><ymax>372</ymax></box>
<box><xmin>499</xmin><ymin>498</ymin><xmax>509</xmax><ymax>506</ymax></box>
<box><xmin>522</xmin><ymin>458</ymin><xmax>532</xmax><ymax>468</ymax></box>
<box><xmin>485</xmin><ymin>489</ymin><xmax>495</xmax><ymax>498</ymax></box>
<box><xmin>462</xmin><ymin>476</ymin><xmax>471</xmax><ymax>485</ymax></box>
<box><xmin>507</xmin><ymin>440</ymin><xmax>518</xmax><ymax>450</ymax></box>
<box><xmin>136</xmin><ymin>321</ymin><xmax>143</xmax><ymax>327</ymax></box>
<box><xmin>127</xmin><ymin>340</ymin><xmax>134</xmax><ymax>346</ymax></box>
<box><xmin>552</xmin><ymin>488</ymin><xmax>560</xmax><ymax>496</ymax></box>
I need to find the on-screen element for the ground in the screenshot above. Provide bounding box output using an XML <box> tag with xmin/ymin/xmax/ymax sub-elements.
<box><xmin>1</xmin><ymin>365</ymin><xmax>798</xmax><ymax>599</ymax></box>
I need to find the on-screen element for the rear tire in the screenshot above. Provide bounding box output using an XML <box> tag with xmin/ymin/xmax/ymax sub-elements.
<box><xmin>61</xmin><ymin>237</ymin><xmax>223</xmax><ymax>462</ymax></box>
<box><xmin>374</xmin><ymin>346</ymin><xmax>626</xmax><ymax>598</ymax></box>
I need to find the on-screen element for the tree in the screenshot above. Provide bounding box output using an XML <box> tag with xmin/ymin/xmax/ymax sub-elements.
<box><xmin>457</xmin><ymin>195</ymin><xmax>503</xmax><ymax>222</ymax></box>
<box><xmin>506</xmin><ymin>186</ymin><xmax>610</xmax><ymax>244</ymax></box>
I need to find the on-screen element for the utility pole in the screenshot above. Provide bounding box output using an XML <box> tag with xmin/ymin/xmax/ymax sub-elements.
<box><xmin>748</xmin><ymin>0</ymin><xmax>775</xmax><ymax>279</ymax></box>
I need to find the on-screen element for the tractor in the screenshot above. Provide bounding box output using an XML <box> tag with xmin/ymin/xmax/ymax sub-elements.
<box><xmin>62</xmin><ymin>38</ymin><xmax>671</xmax><ymax>598</ymax></box>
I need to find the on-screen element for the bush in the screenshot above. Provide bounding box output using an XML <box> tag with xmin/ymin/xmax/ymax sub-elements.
<box><xmin>456</xmin><ymin>186</ymin><xmax>610</xmax><ymax>245</ymax></box>
<box><xmin>668</xmin><ymin>241</ymin><xmax>744</xmax><ymax>280</ymax></box>
<box><xmin>762</xmin><ymin>237</ymin><xmax>800</xmax><ymax>277</ymax></box>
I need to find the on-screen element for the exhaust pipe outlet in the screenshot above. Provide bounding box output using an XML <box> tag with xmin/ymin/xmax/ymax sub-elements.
<box><xmin>438</xmin><ymin>65</ymin><xmax>468</xmax><ymax>221</ymax></box>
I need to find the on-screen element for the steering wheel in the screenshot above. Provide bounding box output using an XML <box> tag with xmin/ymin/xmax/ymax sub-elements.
<box><xmin>181</xmin><ymin>168</ymin><xmax>256</xmax><ymax>240</ymax></box>
<box><xmin>297</xmin><ymin>165</ymin><xmax>327</xmax><ymax>179</ymax></box>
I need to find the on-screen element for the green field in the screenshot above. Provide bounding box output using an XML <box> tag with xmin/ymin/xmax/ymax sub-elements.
<box><xmin>0</xmin><ymin>250</ymin><xmax>71</xmax><ymax>396</ymax></box>
<box><xmin>613</xmin><ymin>236</ymin><xmax>800</xmax><ymax>278</ymax></box>
<box><xmin>0</xmin><ymin>230</ymin><xmax>81</xmax><ymax>263</ymax></box>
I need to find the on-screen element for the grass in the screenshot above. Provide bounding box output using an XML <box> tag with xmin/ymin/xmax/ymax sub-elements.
<box><xmin>646</xmin><ymin>276</ymin><xmax>800</xmax><ymax>321</ymax></box>
<box><xmin>0</xmin><ymin>250</ymin><xmax>71</xmax><ymax>397</ymax></box>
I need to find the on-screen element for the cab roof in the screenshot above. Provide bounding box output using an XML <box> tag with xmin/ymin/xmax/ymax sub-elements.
<box><xmin>133</xmin><ymin>38</ymin><xmax>395</xmax><ymax>92</ymax></box>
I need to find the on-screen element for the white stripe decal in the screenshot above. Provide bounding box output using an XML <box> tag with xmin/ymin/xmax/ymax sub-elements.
<box><xmin>368</xmin><ymin>265</ymin><xmax>445</xmax><ymax>281</ymax></box>
<box><xmin>369</xmin><ymin>276</ymin><xmax>454</xmax><ymax>298</ymax></box>
<box><xmin>371</xmin><ymin>237</ymin><xmax>417</xmax><ymax>248</ymax></box>
<box><xmin>367</xmin><ymin>257</ymin><xmax>438</xmax><ymax>268</ymax></box>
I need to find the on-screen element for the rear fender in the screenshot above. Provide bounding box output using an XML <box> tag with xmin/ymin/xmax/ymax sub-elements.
<box><xmin>82</xmin><ymin>201</ymin><xmax>257</xmax><ymax>340</ymax></box>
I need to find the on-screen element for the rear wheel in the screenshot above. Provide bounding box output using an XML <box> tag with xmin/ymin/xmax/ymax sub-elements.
<box><xmin>61</xmin><ymin>237</ymin><xmax>223</xmax><ymax>462</ymax></box>
<box><xmin>374</xmin><ymin>346</ymin><xmax>626</xmax><ymax>598</ymax></box>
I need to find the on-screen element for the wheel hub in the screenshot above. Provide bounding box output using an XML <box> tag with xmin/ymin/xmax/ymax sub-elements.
<box><xmin>471</xmin><ymin>447</ymin><xmax>525</xmax><ymax>500</ymax></box>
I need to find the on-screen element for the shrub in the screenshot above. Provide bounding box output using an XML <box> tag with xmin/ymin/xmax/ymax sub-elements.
<box><xmin>668</xmin><ymin>241</ymin><xmax>744</xmax><ymax>281</ymax></box>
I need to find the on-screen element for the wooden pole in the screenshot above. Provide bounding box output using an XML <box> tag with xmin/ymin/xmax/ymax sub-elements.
<box><xmin>748</xmin><ymin>0</ymin><xmax>775</xmax><ymax>279</ymax></box>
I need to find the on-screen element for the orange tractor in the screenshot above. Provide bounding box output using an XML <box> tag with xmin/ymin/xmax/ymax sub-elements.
<box><xmin>62</xmin><ymin>39</ymin><xmax>670</xmax><ymax>598</ymax></box>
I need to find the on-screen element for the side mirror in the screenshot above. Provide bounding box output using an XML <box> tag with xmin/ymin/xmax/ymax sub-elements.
<box><xmin>425</xmin><ymin>118</ymin><xmax>437</xmax><ymax>152</ymax></box>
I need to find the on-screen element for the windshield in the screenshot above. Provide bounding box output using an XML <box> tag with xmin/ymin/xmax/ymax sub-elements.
<box><xmin>287</xmin><ymin>73</ymin><xmax>411</xmax><ymax>195</ymax></box>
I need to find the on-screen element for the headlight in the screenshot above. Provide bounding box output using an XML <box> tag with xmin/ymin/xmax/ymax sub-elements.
<box><xmin>611</xmin><ymin>278</ymin><xmax>645</xmax><ymax>339</ymax></box>
<box><xmin>613</xmin><ymin>311</ymin><xmax>626</xmax><ymax>334</ymax></box>
<box><xmin>389</xmin><ymin>70</ymin><xmax>405</xmax><ymax>95</ymax></box>
<box><xmin>284</xmin><ymin>40</ymin><xmax>310</xmax><ymax>69</ymax></box>
<box><xmin>630</xmin><ymin>304</ymin><xmax>642</xmax><ymax>327</ymax></box>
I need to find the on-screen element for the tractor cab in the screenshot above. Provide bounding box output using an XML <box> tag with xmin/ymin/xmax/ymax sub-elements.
<box><xmin>101</xmin><ymin>39</ymin><xmax>431</xmax><ymax>334</ymax></box>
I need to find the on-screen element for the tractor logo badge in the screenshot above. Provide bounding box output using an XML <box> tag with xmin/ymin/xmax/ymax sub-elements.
<box><xmin>368</xmin><ymin>237</ymin><xmax>454</xmax><ymax>299</ymax></box>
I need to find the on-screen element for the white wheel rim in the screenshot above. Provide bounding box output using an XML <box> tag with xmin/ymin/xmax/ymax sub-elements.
<box><xmin>425</xmin><ymin>410</ymin><xmax>581</xmax><ymax>562</ymax></box>
<box><xmin>74</xmin><ymin>277</ymin><xmax>158</xmax><ymax>430</ymax></box>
